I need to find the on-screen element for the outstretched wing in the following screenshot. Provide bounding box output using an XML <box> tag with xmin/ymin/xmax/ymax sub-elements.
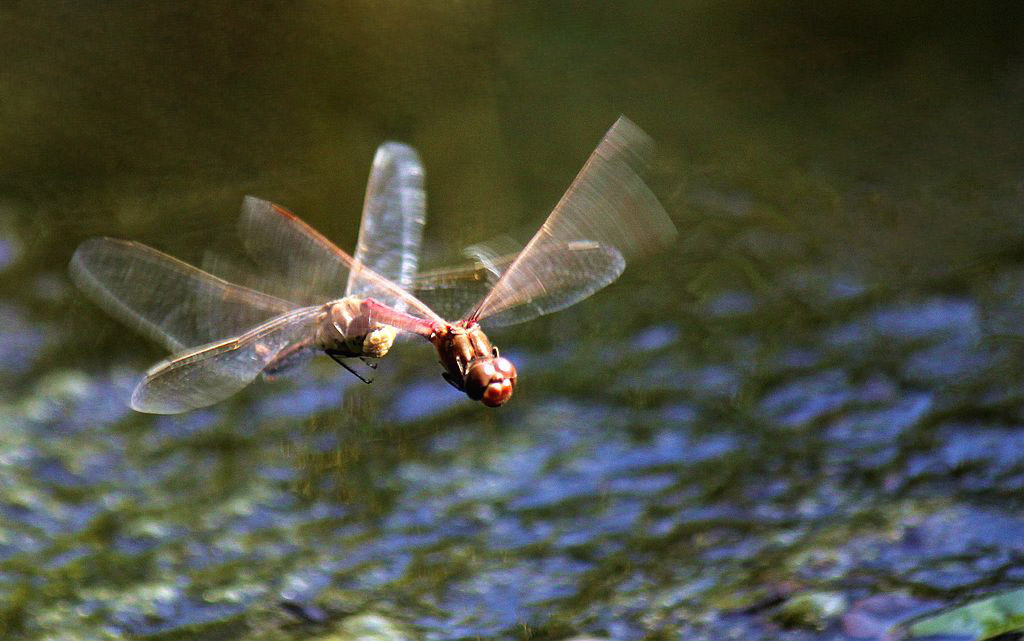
<box><xmin>412</xmin><ymin>241</ymin><xmax>622</xmax><ymax>325</ymax></box>
<box><xmin>238</xmin><ymin>197</ymin><xmax>445</xmax><ymax>326</ymax></box>
<box><xmin>464</xmin><ymin>116</ymin><xmax>676</xmax><ymax>327</ymax></box>
<box><xmin>235</xmin><ymin>196</ymin><xmax>352</xmax><ymax>306</ymax></box>
<box><xmin>70</xmin><ymin>238</ymin><xmax>295</xmax><ymax>353</ymax></box>
<box><xmin>346</xmin><ymin>142</ymin><xmax>426</xmax><ymax>312</ymax></box>
<box><xmin>131</xmin><ymin>306</ymin><xmax>323</xmax><ymax>414</ymax></box>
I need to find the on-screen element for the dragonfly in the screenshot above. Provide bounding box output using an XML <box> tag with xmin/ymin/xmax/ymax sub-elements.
<box><xmin>73</xmin><ymin>116</ymin><xmax>677</xmax><ymax>413</ymax></box>
<box><xmin>364</xmin><ymin>116</ymin><xmax>676</xmax><ymax>406</ymax></box>
<box><xmin>71</xmin><ymin>142</ymin><xmax>429</xmax><ymax>413</ymax></box>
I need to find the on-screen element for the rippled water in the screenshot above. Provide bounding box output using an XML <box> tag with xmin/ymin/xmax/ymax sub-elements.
<box><xmin>3</xmin><ymin>3</ymin><xmax>1024</xmax><ymax>640</ymax></box>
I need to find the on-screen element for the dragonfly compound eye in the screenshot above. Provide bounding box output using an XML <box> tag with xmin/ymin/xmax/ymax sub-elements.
<box><xmin>464</xmin><ymin>357</ymin><xmax>517</xmax><ymax>407</ymax></box>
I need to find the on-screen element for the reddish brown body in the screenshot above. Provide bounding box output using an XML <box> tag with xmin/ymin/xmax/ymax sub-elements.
<box><xmin>356</xmin><ymin>299</ymin><xmax>517</xmax><ymax>406</ymax></box>
<box><xmin>431</xmin><ymin>322</ymin><xmax>517</xmax><ymax>406</ymax></box>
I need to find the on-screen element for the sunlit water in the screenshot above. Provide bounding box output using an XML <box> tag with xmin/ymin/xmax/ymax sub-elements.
<box><xmin>2</xmin><ymin>3</ymin><xmax>1024</xmax><ymax>640</ymax></box>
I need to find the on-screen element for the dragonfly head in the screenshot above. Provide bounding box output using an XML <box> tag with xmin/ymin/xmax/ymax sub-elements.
<box><xmin>463</xmin><ymin>351</ymin><xmax>517</xmax><ymax>407</ymax></box>
<box><xmin>362</xmin><ymin>325</ymin><xmax>397</xmax><ymax>359</ymax></box>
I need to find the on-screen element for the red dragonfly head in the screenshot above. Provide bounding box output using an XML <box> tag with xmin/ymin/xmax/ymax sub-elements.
<box><xmin>463</xmin><ymin>354</ymin><xmax>517</xmax><ymax>407</ymax></box>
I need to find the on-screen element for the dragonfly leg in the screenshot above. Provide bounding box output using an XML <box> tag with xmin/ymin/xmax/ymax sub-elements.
<box><xmin>326</xmin><ymin>350</ymin><xmax>374</xmax><ymax>384</ymax></box>
<box><xmin>442</xmin><ymin>371</ymin><xmax>464</xmax><ymax>391</ymax></box>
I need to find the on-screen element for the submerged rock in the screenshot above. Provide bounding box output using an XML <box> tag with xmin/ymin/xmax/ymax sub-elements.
<box><xmin>774</xmin><ymin>591</ymin><xmax>848</xmax><ymax>630</ymax></box>
<box><xmin>333</xmin><ymin>613</ymin><xmax>416</xmax><ymax>641</ymax></box>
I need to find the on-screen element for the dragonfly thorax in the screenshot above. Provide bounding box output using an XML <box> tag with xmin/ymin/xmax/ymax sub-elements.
<box><xmin>432</xmin><ymin>323</ymin><xmax>517</xmax><ymax>406</ymax></box>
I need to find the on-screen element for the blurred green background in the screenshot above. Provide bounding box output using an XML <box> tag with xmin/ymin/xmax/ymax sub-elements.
<box><xmin>5</xmin><ymin>3</ymin><xmax>1024</xmax><ymax>300</ymax></box>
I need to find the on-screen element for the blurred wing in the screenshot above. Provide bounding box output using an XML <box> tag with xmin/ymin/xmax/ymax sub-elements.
<box><xmin>411</xmin><ymin>251</ymin><xmax>511</xmax><ymax>321</ymax></box>
<box><xmin>131</xmin><ymin>306</ymin><xmax>322</xmax><ymax>414</ymax></box>
<box><xmin>346</xmin><ymin>142</ymin><xmax>426</xmax><ymax>311</ymax></box>
<box><xmin>239</xmin><ymin>197</ymin><xmax>445</xmax><ymax>325</ymax></box>
<box><xmin>465</xmin><ymin>116</ymin><xmax>676</xmax><ymax>325</ymax></box>
<box><xmin>237</xmin><ymin>196</ymin><xmax>352</xmax><ymax>305</ymax></box>
<box><xmin>70</xmin><ymin>238</ymin><xmax>295</xmax><ymax>353</ymax></box>
<box><xmin>412</xmin><ymin>241</ymin><xmax>621</xmax><ymax>325</ymax></box>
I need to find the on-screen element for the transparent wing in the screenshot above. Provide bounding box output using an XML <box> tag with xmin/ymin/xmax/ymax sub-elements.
<box><xmin>131</xmin><ymin>306</ymin><xmax>322</xmax><ymax>414</ymax></box>
<box><xmin>238</xmin><ymin>197</ymin><xmax>445</xmax><ymax>325</ymax></box>
<box><xmin>70</xmin><ymin>238</ymin><xmax>295</xmax><ymax>353</ymax></box>
<box><xmin>199</xmin><ymin>251</ymin><xmax>271</xmax><ymax>295</ymax></box>
<box><xmin>465</xmin><ymin>116</ymin><xmax>677</xmax><ymax>325</ymax></box>
<box><xmin>346</xmin><ymin>142</ymin><xmax>426</xmax><ymax>312</ymax></box>
<box><xmin>412</xmin><ymin>258</ymin><xmax>506</xmax><ymax>321</ymax></box>
<box><xmin>236</xmin><ymin>196</ymin><xmax>352</xmax><ymax>306</ymax></box>
<box><xmin>412</xmin><ymin>241</ymin><xmax>622</xmax><ymax>325</ymax></box>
